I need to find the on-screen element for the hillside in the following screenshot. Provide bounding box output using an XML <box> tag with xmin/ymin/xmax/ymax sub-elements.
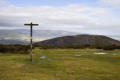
<box><xmin>0</xmin><ymin>49</ymin><xmax>120</xmax><ymax>80</ymax></box>
<box><xmin>35</xmin><ymin>34</ymin><xmax>120</xmax><ymax>49</ymax></box>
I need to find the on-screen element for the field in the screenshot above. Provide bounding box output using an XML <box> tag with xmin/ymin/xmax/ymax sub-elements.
<box><xmin>0</xmin><ymin>48</ymin><xmax>120</xmax><ymax>80</ymax></box>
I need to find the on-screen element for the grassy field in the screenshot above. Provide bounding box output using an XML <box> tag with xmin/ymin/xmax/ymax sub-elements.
<box><xmin>0</xmin><ymin>48</ymin><xmax>120</xmax><ymax>80</ymax></box>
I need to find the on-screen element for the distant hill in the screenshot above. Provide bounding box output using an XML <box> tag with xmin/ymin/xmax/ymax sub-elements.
<box><xmin>0</xmin><ymin>29</ymin><xmax>77</xmax><ymax>44</ymax></box>
<box><xmin>0</xmin><ymin>39</ymin><xmax>28</xmax><ymax>45</ymax></box>
<box><xmin>35</xmin><ymin>34</ymin><xmax>120</xmax><ymax>49</ymax></box>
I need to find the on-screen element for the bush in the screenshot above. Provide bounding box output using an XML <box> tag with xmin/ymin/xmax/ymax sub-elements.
<box><xmin>0</xmin><ymin>44</ymin><xmax>30</xmax><ymax>54</ymax></box>
<box><xmin>33</xmin><ymin>44</ymin><xmax>120</xmax><ymax>50</ymax></box>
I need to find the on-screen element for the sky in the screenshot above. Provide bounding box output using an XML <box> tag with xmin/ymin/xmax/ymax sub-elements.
<box><xmin>0</xmin><ymin>0</ymin><xmax>120</xmax><ymax>36</ymax></box>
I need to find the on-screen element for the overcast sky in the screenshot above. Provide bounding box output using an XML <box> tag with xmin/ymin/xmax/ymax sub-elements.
<box><xmin>0</xmin><ymin>0</ymin><xmax>120</xmax><ymax>36</ymax></box>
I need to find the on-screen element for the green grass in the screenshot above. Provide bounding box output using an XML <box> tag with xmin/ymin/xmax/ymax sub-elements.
<box><xmin>0</xmin><ymin>48</ymin><xmax>120</xmax><ymax>80</ymax></box>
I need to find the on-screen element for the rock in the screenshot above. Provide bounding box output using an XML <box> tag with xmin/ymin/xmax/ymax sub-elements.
<box><xmin>74</xmin><ymin>54</ymin><xmax>81</xmax><ymax>57</ymax></box>
<box><xmin>95</xmin><ymin>52</ymin><xmax>107</xmax><ymax>55</ymax></box>
<box><xmin>40</xmin><ymin>56</ymin><xmax>46</xmax><ymax>59</ymax></box>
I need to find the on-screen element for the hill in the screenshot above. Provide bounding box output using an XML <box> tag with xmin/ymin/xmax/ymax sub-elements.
<box><xmin>35</xmin><ymin>34</ymin><xmax>120</xmax><ymax>49</ymax></box>
<box><xmin>0</xmin><ymin>39</ymin><xmax>28</xmax><ymax>45</ymax></box>
<box><xmin>0</xmin><ymin>29</ymin><xmax>77</xmax><ymax>44</ymax></box>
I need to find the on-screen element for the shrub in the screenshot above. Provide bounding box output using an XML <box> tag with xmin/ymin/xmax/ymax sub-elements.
<box><xmin>0</xmin><ymin>44</ymin><xmax>30</xmax><ymax>54</ymax></box>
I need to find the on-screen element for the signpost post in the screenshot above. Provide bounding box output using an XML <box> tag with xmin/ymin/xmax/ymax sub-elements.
<box><xmin>24</xmin><ymin>22</ymin><xmax>39</xmax><ymax>62</ymax></box>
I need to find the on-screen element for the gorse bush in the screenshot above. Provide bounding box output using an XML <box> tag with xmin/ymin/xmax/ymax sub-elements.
<box><xmin>0</xmin><ymin>44</ymin><xmax>30</xmax><ymax>54</ymax></box>
<box><xmin>33</xmin><ymin>44</ymin><xmax>120</xmax><ymax>50</ymax></box>
<box><xmin>0</xmin><ymin>44</ymin><xmax>120</xmax><ymax>54</ymax></box>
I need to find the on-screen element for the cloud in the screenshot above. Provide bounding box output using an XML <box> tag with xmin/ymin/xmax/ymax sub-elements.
<box><xmin>0</xmin><ymin>0</ymin><xmax>5</xmax><ymax>4</ymax></box>
<box><xmin>99</xmin><ymin>0</ymin><xmax>120</xmax><ymax>8</ymax></box>
<box><xmin>0</xmin><ymin>3</ymin><xmax>120</xmax><ymax>36</ymax></box>
<box><xmin>0</xmin><ymin>5</ymin><xmax>98</xmax><ymax>27</ymax></box>
<box><xmin>0</xmin><ymin>0</ymin><xmax>9</xmax><ymax>6</ymax></box>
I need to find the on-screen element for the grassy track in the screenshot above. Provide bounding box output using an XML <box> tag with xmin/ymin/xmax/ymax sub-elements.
<box><xmin>0</xmin><ymin>48</ymin><xmax>120</xmax><ymax>80</ymax></box>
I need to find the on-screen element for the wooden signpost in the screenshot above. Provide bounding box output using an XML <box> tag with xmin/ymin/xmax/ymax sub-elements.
<box><xmin>24</xmin><ymin>22</ymin><xmax>39</xmax><ymax>62</ymax></box>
